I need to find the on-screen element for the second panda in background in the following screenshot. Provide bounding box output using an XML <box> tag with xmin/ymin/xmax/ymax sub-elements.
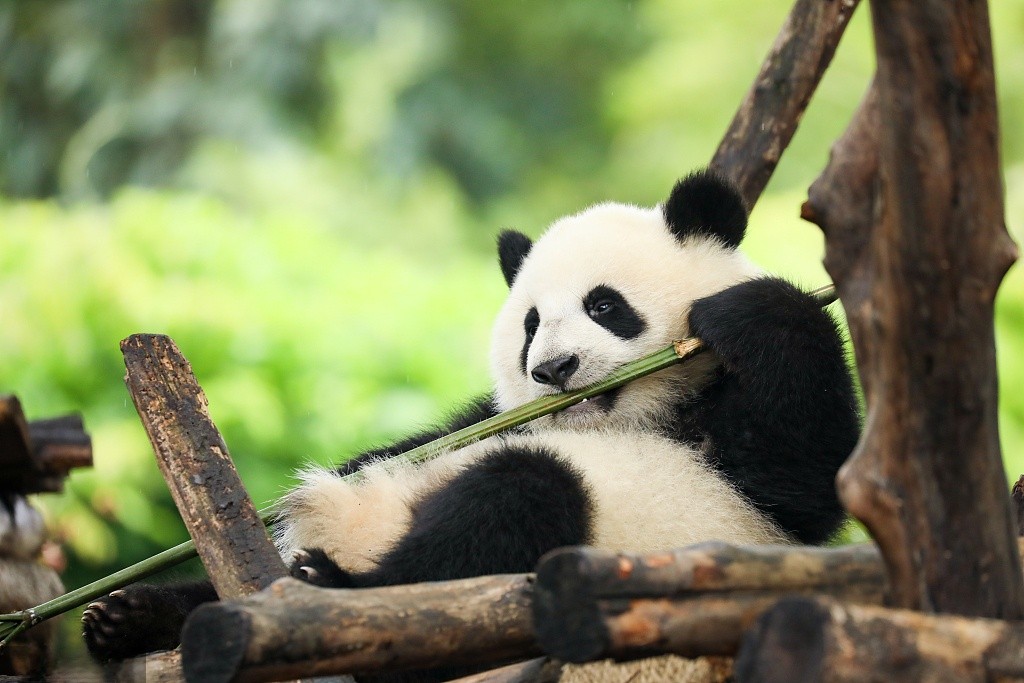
<box><xmin>82</xmin><ymin>169</ymin><xmax>861</xmax><ymax>662</ymax></box>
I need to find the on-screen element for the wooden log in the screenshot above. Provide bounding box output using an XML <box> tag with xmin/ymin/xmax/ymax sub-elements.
<box><xmin>115</xmin><ymin>334</ymin><xmax>289</xmax><ymax>683</ymax></box>
<box><xmin>121</xmin><ymin>334</ymin><xmax>287</xmax><ymax>599</ymax></box>
<box><xmin>0</xmin><ymin>397</ymin><xmax>90</xmax><ymax>494</ymax></box>
<box><xmin>710</xmin><ymin>0</ymin><xmax>862</xmax><ymax>208</ymax></box>
<box><xmin>533</xmin><ymin>543</ymin><xmax>887</xmax><ymax>663</ymax></box>
<box><xmin>179</xmin><ymin>575</ymin><xmax>538</xmax><ymax>683</ymax></box>
<box><xmin>0</xmin><ymin>396</ymin><xmax>32</xmax><ymax>471</ymax></box>
<box><xmin>734</xmin><ymin>596</ymin><xmax>1024</xmax><ymax>683</ymax></box>
<box><xmin>814</xmin><ymin>0</ymin><xmax>1024</xmax><ymax>617</ymax></box>
<box><xmin>28</xmin><ymin>414</ymin><xmax>93</xmax><ymax>477</ymax></box>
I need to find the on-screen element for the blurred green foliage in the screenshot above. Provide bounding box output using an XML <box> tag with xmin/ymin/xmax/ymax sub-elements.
<box><xmin>0</xmin><ymin>0</ymin><xmax>1023</xmax><ymax>623</ymax></box>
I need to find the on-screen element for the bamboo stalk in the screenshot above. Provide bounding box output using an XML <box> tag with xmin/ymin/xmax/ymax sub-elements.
<box><xmin>0</xmin><ymin>285</ymin><xmax>838</xmax><ymax>645</ymax></box>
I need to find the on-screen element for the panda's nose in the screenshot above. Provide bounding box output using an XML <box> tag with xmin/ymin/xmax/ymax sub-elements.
<box><xmin>531</xmin><ymin>355</ymin><xmax>580</xmax><ymax>389</ymax></box>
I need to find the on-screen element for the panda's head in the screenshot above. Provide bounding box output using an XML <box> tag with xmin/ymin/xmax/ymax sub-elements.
<box><xmin>490</xmin><ymin>169</ymin><xmax>764</xmax><ymax>431</ymax></box>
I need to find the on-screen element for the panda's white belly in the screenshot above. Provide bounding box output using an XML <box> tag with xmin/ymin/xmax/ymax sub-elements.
<box><xmin>504</xmin><ymin>430</ymin><xmax>789</xmax><ymax>552</ymax></box>
<box><xmin>275</xmin><ymin>430</ymin><xmax>789</xmax><ymax>573</ymax></box>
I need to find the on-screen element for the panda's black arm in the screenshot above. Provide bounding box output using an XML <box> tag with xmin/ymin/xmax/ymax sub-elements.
<box><xmin>684</xmin><ymin>277</ymin><xmax>861</xmax><ymax>545</ymax></box>
<box><xmin>334</xmin><ymin>394</ymin><xmax>499</xmax><ymax>476</ymax></box>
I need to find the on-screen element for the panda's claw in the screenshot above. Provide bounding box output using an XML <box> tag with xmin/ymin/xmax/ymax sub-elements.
<box><xmin>82</xmin><ymin>584</ymin><xmax>193</xmax><ymax>662</ymax></box>
<box><xmin>287</xmin><ymin>547</ymin><xmax>354</xmax><ymax>588</ymax></box>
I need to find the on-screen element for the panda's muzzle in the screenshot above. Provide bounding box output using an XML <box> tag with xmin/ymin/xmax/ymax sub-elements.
<box><xmin>531</xmin><ymin>354</ymin><xmax>579</xmax><ymax>389</ymax></box>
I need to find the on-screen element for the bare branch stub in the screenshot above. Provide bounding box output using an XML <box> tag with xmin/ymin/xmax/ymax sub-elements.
<box><xmin>710</xmin><ymin>0</ymin><xmax>861</xmax><ymax>208</ymax></box>
<box><xmin>808</xmin><ymin>0</ymin><xmax>1023</xmax><ymax>618</ymax></box>
<box><xmin>121</xmin><ymin>334</ymin><xmax>287</xmax><ymax>600</ymax></box>
<box><xmin>0</xmin><ymin>395</ymin><xmax>92</xmax><ymax>494</ymax></box>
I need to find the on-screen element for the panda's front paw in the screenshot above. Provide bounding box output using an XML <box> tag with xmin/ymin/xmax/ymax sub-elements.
<box><xmin>689</xmin><ymin>277</ymin><xmax>819</xmax><ymax>372</ymax></box>
<box><xmin>289</xmin><ymin>547</ymin><xmax>355</xmax><ymax>588</ymax></box>
<box><xmin>82</xmin><ymin>585</ymin><xmax>189</xmax><ymax>662</ymax></box>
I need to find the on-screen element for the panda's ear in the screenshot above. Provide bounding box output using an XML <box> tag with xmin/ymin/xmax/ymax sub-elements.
<box><xmin>663</xmin><ymin>169</ymin><xmax>747</xmax><ymax>249</ymax></box>
<box><xmin>497</xmin><ymin>230</ymin><xmax>533</xmax><ymax>288</ymax></box>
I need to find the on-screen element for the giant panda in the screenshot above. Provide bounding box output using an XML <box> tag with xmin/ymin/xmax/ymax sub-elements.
<box><xmin>82</xmin><ymin>169</ymin><xmax>860</xmax><ymax>663</ymax></box>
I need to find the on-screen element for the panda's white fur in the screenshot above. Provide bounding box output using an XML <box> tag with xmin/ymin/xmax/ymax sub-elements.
<box><xmin>275</xmin><ymin>199</ymin><xmax>790</xmax><ymax>573</ymax></box>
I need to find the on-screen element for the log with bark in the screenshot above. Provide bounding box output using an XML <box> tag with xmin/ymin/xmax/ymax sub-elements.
<box><xmin>734</xmin><ymin>596</ymin><xmax>1024</xmax><ymax>683</ymax></box>
<box><xmin>532</xmin><ymin>537</ymin><xmax>1024</xmax><ymax>664</ymax></box>
<box><xmin>0</xmin><ymin>395</ymin><xmax>92</xmax><ymax>494</ymax></box>
<box><xmin>108</xmin><ymin>334</ymin><xmax>290</xmax><ymax>683</ymax></box>
<box><xmin>179</xmin><ymin>574</ymin><xmax>538</xmax><ymax>683</ymax></box>
<box><xmin>121</xmin><ymin>334</ymin><xmax>287</xmax><ymax>598</ymax></box>
<box><xmin>533</xmin><ymin>542</ymin><xmax>886</xmax><ymax>663</ymax></box>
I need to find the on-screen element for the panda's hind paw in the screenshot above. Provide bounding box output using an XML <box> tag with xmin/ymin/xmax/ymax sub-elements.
<box><xmin>82</xmin><ymin>585</ymin><xmax>189</xmax><ymax>662</ymax></box>
<box><xmin>289</xmin><ymin>547</ymin><xmax>354</xmax><ymax>588</ymax></box>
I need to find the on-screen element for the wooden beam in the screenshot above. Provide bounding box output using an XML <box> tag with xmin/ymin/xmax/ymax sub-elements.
<box><xmin>0</xmin><ymin>396</ymin><xmax>91</xmax><ymax>494</ymax></box>
<box><xmin>533</xmin><ymin>537</ymin><xmax>1024</xmax><ymax>664</ymax></box>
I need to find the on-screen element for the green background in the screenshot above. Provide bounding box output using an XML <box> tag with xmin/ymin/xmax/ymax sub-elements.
<box><xmin>1</xmin><ymin>0</ymin><xmax>1023</xmax><ymax>660</ymax></box>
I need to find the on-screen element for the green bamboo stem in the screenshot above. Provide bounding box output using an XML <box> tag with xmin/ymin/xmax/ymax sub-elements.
<box><xmin>0</xmin><ymin>284</ymin><xmax>837</xmax><ymax>646</ymax></box>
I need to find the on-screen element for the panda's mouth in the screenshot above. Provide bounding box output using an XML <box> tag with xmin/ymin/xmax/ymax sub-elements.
<box><xmin>557</xmin><ymin>388</ymin><xmax>619</xmax><ymax>417</ymax></box>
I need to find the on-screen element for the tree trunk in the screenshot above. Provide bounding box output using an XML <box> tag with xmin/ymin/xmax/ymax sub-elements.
<box><xmin>808</xmin><ymin>0</ymin><xmax>1023</xmax><ymax>617</ymax></box>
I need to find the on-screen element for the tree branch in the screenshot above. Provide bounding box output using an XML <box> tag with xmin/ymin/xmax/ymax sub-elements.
<box><xmin>711</xmin><ymin>0</ymin><xmax>862</xmax><ymax>207</ymax></box>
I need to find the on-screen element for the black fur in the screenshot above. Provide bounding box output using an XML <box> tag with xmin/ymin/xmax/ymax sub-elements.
<box><xmin>357</xmin><ymin>445</ymin><xmax>592</xmax><ymax>586</ymax></box>
<box><xmin>584</xmin><ymin>285</ymin><xmax>646</xmax><ymax>339</ymax></box>
<box><xmin>672</xmin><ymin>277</ymin><xmax>860</xmax><ymax>544</ymax></box>
<box><xmin>497</xmin><ymin>230</ymin><xmax>533</xmax><ymax>287</ymax></box>
<box><xmin>82</xmin><ymin>581</ymin><xmax>217</xmax><ymax>662</ymax></box>
<box><xmin>519</xmin><ymin>307</ymin><xmax>539</xmax><ymax>375</ymax></box>
<box><xmin>287</xmin><ymin>446</ymin><xmax>592</xmax><ymax>589</ymax></box>
<box><xmin>663</xmin><ymin>169</ymin><xmax>747</xmax><ymax>249</ymax></box>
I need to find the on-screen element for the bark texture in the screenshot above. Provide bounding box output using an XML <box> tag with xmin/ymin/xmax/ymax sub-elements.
<box><xmin>734</xmin><ymin>596</ymin><xmax>1024</xmax><ymax>683</ymax></box>
<box><xmin>0</xmin><ymin>395</ymin><xmax>92</xmax><ymax>494</ymax></box>
<box><xmin>179</xmin><ymin>575</ymin><xmax>538</xmax><ymax>683</ymax></box>
<box><xmin>806</xmin><ymin>0</ymin><xmax>1023</xmax><ymax>617</ymax></box>
<box><xmin>533</xmin><ymin>543</ymin><xmax>886</xmax><ymax>663</ymax></box>
<box><xmin>121</xmin><ymin>334</ymin><xmax>287</xmax><ymax>599</ymax></box>
<box><xmin>710</xmin><ymin>0</ymin><xmax>861</xmax><ymax>207</ymax></box>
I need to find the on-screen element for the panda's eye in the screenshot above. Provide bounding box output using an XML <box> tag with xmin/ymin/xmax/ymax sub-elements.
<box><xmin>524</xmin><ymin>307</ymin><xmax>540</xmax><ymax>341</ymax></box>
<box><xmin>588</xmin><ymin>300</ymin><xmax>615</xmax><ymax>318</ymax></box>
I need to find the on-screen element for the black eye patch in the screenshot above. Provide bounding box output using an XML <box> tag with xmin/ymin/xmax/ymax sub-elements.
<box><xmin>520</xmin><ymin>307</ymin><xmax>540</xmax><ymax>374</ymax></box>
<box><xmin>583</xmin><ymin>285</ymin><xmax>646</xmax><ymax>340</ymax></box>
